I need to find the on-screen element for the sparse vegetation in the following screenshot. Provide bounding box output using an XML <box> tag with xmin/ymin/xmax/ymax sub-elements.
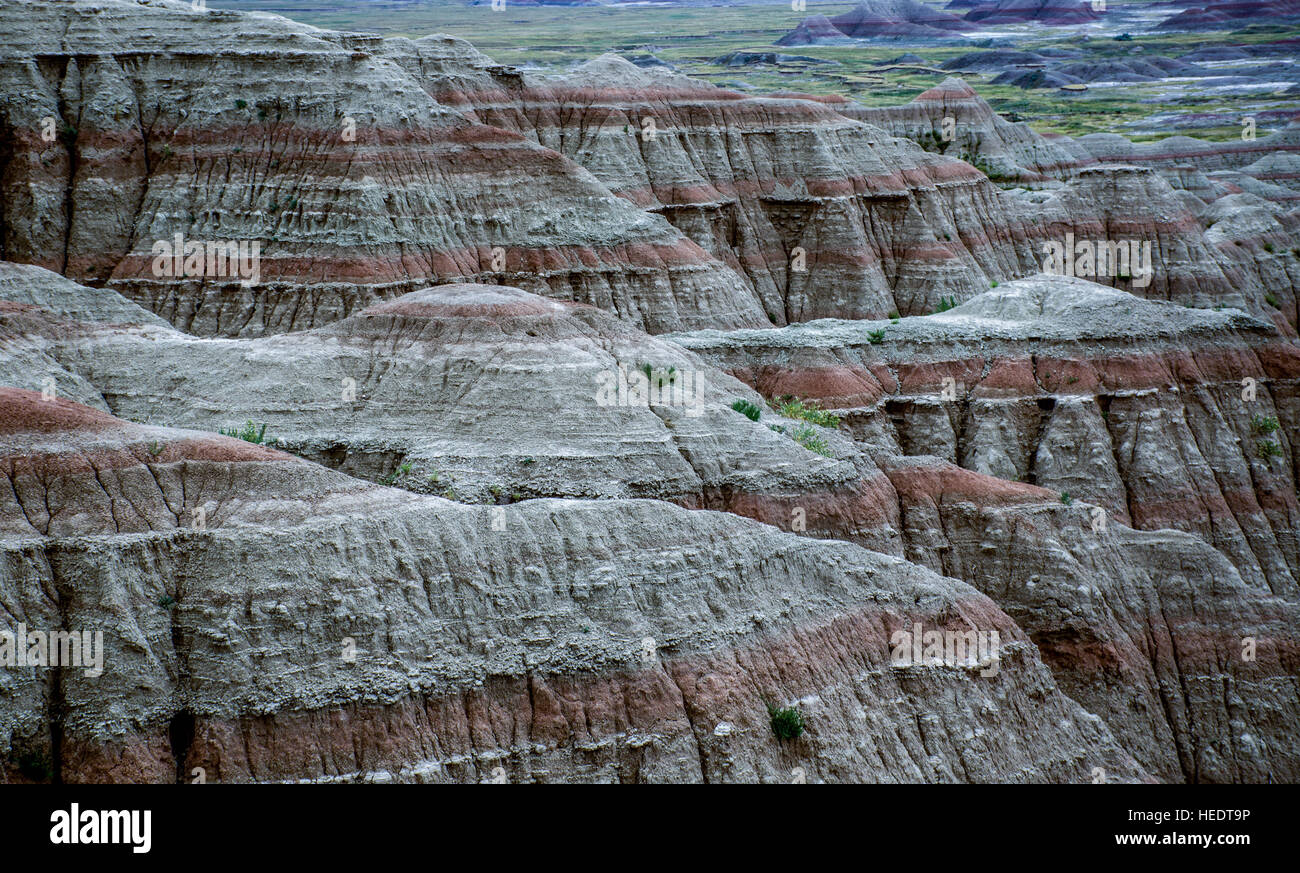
<box><xmin>731</xmin><ymin>398</ymin><xmax>763</xmax><ymax>421</ymax></box>
<box><xmin>219</xmin><ymin>420</ymin><xmax>268</xmax><ymax>444</ymax></box>
<box><xmin>767</xmin><ymin>701</ymin><xmax>805</xmax><ymax>740</ymax></box>
<box><xmin>1060</xmin><ymin>491</ymin><xmax>1073</xmax><ymax>505</ymax></box>
<box><xmin>1266</xmin><ymin>293</ymin><xmax>1281</xmax><ymax>309</ymax></box>
<box><xmin>379</xmin><ymin>462</ymin><xmax>413</xmax><ymax>485</ymax></box>
<box><xmin>789</xmin><ymin>423</ymin><xmax>831</xmax><ymax>457</ymax></box>
<box><xmin>1257</xmin><ymin>440</ymin><xmax>1284</xmax><ymax>460</ymax></box>
<box><xmin>867</xmin><ymin>328</ymin><xmax>886</xmax><ymax>344</ymax></box>
<box><xmin>776</xmin><ymin>396</ymin><xmax>839</xmax><ymax>428</ymax></box>
<box><xmin>935</xmin><ymin>296</ymin><xmax>958</xmax><ymax>313</ymax></box>
<box><xmin>1252</xmin><ymin>415</ymin><xmax>1280</xmax><ymax>436</ymax></box>
<box><xmin>638</xmin><ymin>362</ymin><xmax>677</xmax><ymax>384</ymax></box>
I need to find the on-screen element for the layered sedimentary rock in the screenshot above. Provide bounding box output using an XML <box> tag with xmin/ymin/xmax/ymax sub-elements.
<box><xmin>408</xmin><ymin>49</ymin><xmax>1036</xmax><ymax>319</ymax></box>
<box><xmin>0</xmin><ymin>0</ymin><xmax>767</xmax><ymax>336</ymax></box>
<box><xmin>834</xmin><ymin>83</ymin><xmax>1300</xmax><ymax>324</ymax></box>
<box><xmin>672</xmin><ymin>276</ymin><xmax>1300</xmax><ymax>781</ymax></box>
<box><xmin>0</xmin><ymin>387</ymin><xmax>1147</xmax><ymax>783</ymax></box>
<box><xmin>775</xmin><ymin>15</ymin><xmax>858</xmax><ymax>47</ymax></box>
<box><xmin>1</xmin><ymin>0</ymin><xmax>1299</xmax><ymax>785</ymax></box>
<box><xmin>778</xmin><ymin>2</ymin><xmax>977</xmax><ymax>45</ymax></box>
<box><xmin>4</xmin><ymin>0</ymin><xmax>1299</xmax><ymax>334</ymax></box>
<box><xmin>964</xmin><ymin>0</ymin><xmax>1102</xmax><ymax>25</ymax></box>
<box><xmin>1157</xmin><ymin>0</ymin><xmax>1300</xmax><ymax>31</ymax></box>
<box><xmin>1</xmin><ymin>264</ymin><xmax>896</xmax><ymax>549</ymax></box>
<box><xmin>829</xmin><ymin>1</ymin><xmax>977</xmax><ymax>38</ymax></box>
<box><xmin>1075</xmin><ymin>125</ymin><xmax>1300</xmax><ymax>174</ymax></box>
<box><xmin>839</xmin><ymin>78</ymin><xmax>1092</xmax><ymax>182</ymax></box>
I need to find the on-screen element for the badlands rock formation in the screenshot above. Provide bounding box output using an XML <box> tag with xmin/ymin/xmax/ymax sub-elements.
<box><xmin>0</xmin><ymin>0</ymin><xmax>768</xmax><ymax>336</ymax></box>
<box><xmin>964</xmin><ymin>0</ymin><xmax>1101</xmax><ymax>26</ymax></box>
<box><xmin>672</xmin><ymin>275</ymin><xmax>1300</xmax><ymax>782</ymax></box>
<box><xmin>0</xmin><ymin>0</ymin><xmax>1298</xmax><ymax>783</ymax></box>
<box><xmin>5</xmin><ymin>2</ymin><xmax>1300</xmax><ymax>330</ymax></box>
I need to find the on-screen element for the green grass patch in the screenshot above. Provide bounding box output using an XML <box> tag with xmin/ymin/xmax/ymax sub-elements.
<box><xmin>219</xmin><ymin>420</ymin><xmax>268</xmax><ymax>445</ymax></box>
<box><xmin>731</xmin><ymin>398</ymin><xmax>763</xmax><ymax>422</ymax></box>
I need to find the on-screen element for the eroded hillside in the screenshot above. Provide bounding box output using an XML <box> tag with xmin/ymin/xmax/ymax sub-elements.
<box><xmin>0</xmin><ymin>0</ymin><xmax>1296</xmax><ymax>783</ymax></box>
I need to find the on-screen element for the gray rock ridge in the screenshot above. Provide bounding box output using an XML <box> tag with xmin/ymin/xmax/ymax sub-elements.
<box><xmin>0</xmin><ymin>387</ymin><xmax>1147</xmax><ymax>783</ymax></box>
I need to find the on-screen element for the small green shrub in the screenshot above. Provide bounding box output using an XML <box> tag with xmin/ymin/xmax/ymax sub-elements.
<box><xmin>219</xmin><ymin>420</ymin><xmax>268</xmax><ymax>444</ymax></box>
<box><xmin>235</xmin><ymin>99</ymin><xmax>248</xmax><ymax>109</ymax></box>
<box><xmin>1265</xmin><ymin>293</ymin><xmax>1281</xmax><ymax>309</ymax></box>
<box><xmin>1257</xmin><ymin>440</ymin><xmax>1284</xmax><ymax>459</ymax></box>
<box><xmin>776</xmin><ymin>396</ymin><xmax>839</xmax><ymax>428</ymax></box>
<box><xmin>1252</xmin><ymin>415</ymin><xmax>1280</xmax><ymax>435</ymax></box>
<box><xmin>638</xmin><ymin>363</ymin><xmax>677</xmax><ymax>385</ymax></box>
<box><xmin>790</xmin><ymin>424</ymin><xmax>831</xmax><ymax>457</ymax></box>
<box><xmin>731</xmin><ymin>399</ymin><xmax>763</xmax><ymax>421</ymax></box>
<box><xmin>1264</xmin><ymin>241</ymin><xmax>1275</xmax><ymax>253</ymax></box>
<box><xmin>379</xmin><ymin>462</ymin><xmax>413</xmax><ymax>486</ymax></box>
<box><xmin>935</xmin><ymin>296</ymin><xmax>958</xmax><ymax>313</ymax></box>
<box><xmin>1060</xmin><ymin>491</ymin><xmax>1073</xmax><ymax>505</ymax></box>
<box><xmin>767</xmin><ymin>702</ymin><xmax>804</xmax><ymax>740</ymax></box>
<box><xmin>867</xmin><ymin>328</ymin><xmax>886</xmax><ymax>345</ymax></box>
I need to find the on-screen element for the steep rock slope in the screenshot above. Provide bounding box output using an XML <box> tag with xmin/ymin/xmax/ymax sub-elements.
<box><xmin>6</xmin><ymin>260</ymin><xmax>1296</xmax><ymax>782</ymax></box>
<box><xmin>3</xmin><ymin>1</ymin><xmax>1297</xmax><ymax>333</ymax></box>
<box><xmin>672</xmin><ymin>276</ymin><xmax>1300</xmax><ymax>781</ymax></box>
<box><xmin>964</xmin><ymin>0</ymin><xmax>1102</xmax><ymax>25</ymax></box>
<box><xmin>837</xmin><ymin>82</ymin><xmax>1300</xmax><ymax>324</ymax></box>
<box><xmin>0</xmin><ymin>264</ymin><xmax>898</xmax><ymax>549</ymax></box>
<box><xmin>406</xmin><ymin>48</ymin><xmax>1032</xmax><ymax>319</ymax></box>
<box><xmin>1075</xmin><ymin>125</ymin><xmax>1300</xmax><ymax>174</ymax></box>
<box><xmin>839</xmin><ymin>78</ymin><xmax>1092</xmax><ymax>183</ymax></box>
<box><xmin>0</xmin><ymin>388</ymin><xmax>1147</xmax><ymax>783</ymax></box>
<box><xmin>0</xmin><ymin>0</ymin><xmax>767</xmax><ymax>336</ymax></box>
